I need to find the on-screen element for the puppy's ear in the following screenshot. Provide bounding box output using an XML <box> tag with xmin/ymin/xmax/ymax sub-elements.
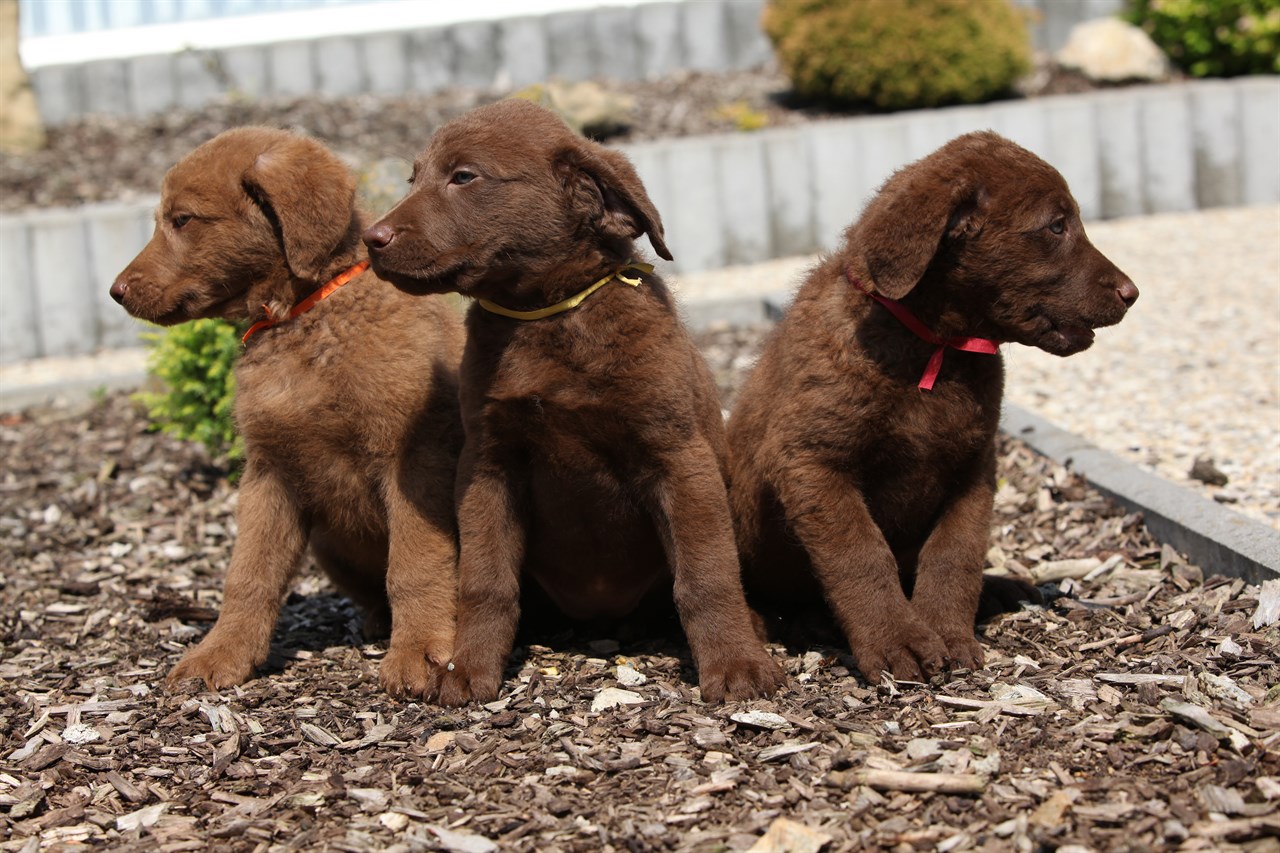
<box><xmin>241</xmin><ymin>137</ymin><xmax>360</xmax><ymax>281</ymax></box>
<box><xmin>847</xmin><ymin>168</ymin><xmax>985</xmax><ymax>299</ymax></box>
<box><xmin>557</xmin><ymin>142</ymin><xmax>673</xmax><ymax>261</ymax></box>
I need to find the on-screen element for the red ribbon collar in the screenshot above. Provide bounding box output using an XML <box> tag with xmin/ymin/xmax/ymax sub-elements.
<box><xmin>242</xmin><ymin>261</ymin><xmax>370</xmax><ymax>345</ymax></box>
<box><xmin>844</xmin><ymin>268</ymin><xmax>1000</xmax><ymax>391</ymax></box>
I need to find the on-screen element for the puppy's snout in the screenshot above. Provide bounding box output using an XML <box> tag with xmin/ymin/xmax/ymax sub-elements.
<box><xmin>1116</xmin><ymin>277</ymin><xmax>1139</xmax><ymax>308</ymax></box>
<box><xmin>363</xmin><ymin>223</ymin><xmax>396</xmax><ymax>252</ymax></box>
<box><xmin>109</xmin><ymin>276</ymin><xmax>130</xmax><ymax>304</ymax></box>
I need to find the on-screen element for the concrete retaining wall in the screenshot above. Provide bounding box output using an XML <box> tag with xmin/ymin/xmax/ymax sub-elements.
<box><xmin>2</xmin><ymin>76</ymin><xmax>1276</xmax><ymax>362</ymax></box>
<box><xmin>29</xmin><ymin>0</ymin><xmax>1124</xmax><ymax>126</ymax></box>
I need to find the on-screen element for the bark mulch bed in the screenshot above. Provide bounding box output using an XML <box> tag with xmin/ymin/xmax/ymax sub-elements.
<box><xmin>2</xmin><ymin>327</ymin><xmax>1278</xmax><ymax>852</ymax></box>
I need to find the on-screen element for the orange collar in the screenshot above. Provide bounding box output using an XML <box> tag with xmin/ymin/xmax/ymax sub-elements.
<box><xmin>241</xmin><ymin>261</ymin><xmax>370</xmax><ymax>345</ymax></box>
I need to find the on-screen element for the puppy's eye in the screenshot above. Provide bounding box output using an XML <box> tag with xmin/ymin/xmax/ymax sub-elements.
<box><xmin>450</xmin><ymin>170</ymin><xmax>477</xmax><ymax>186</ymax></box>
<box><xmin>171</xmin><ymin>214</ymin><xmax>192</xmax><ymax>230</ymax></box>
<box><xmin>1048</xmin><ymin>219</ymin><xmax>1066</xmax><ymax>235</ymax></box>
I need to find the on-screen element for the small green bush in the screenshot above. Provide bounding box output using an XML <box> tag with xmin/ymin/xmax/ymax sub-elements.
<box><xmin>1126</xmin><ymin>0</ymin><xmax>1280</xmax><ymax>77</ymax></box>
<box><xmin>762</xmin><ymin>0</ymin><xmax>1032</xmax><ymax>111</ymax></box>
<box><xmin>137</xmin><ymin>319</ymin><xmax>243</xmax><ymax>465</ymax></box>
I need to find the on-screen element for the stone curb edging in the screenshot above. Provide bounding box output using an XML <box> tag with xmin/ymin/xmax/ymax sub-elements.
<box><xmin>5</xmin><ymin>76</ymin><xmax>1279</xmax><ymax>364</ymax></box>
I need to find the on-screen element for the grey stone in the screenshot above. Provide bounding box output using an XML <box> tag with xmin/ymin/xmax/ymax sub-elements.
<box><xmin>1002</xmin><ymin>404</ymin><xmax>1279</xmax><ymax>583</ymax></box>
<box><xmin>726</xmin><ymin>0</ymin><xmax>772</xmax><ymax>70</ymax></box>
<box><xmin>661</xmin><ymin>140</ymin><xmax>724</xmax><ymax>273</ymax></box>
<box><xmin>362</xmin><ymin>32</ymin><xmax>408</xmax><ymax>95</ymax></box>
<box><xmin>680</xmin><ymin>295</ymin><xmax>770</xmax><ymax>331</ymax></box>
<box><xmin>546</xmin><ymin>10</ymin><xmax>596</xmax><ymax>82</ymax></box>
<box><xmin>591</xmin><ymin>6</ymin><xmax>641</xmax><ymax>82</ymax></box>
<box><xmin>497</xmin><ymin>16</ymin><xmax>550</xmax><ymax>89</ymax></box>
<box><xmin>615</xmin><ymin>143</ymin><xmax>670</xmax><ymax>254</ymax></box>
<box><xmin>30</xmin><ymin>64</ymin><xmax>84</xmax><ymax>126</ymax></box>
<box><xmin>87</xmin><ymin>204</ymin><xmax>153</xmax><ymax>350</ymax></box>
<box><xmin>1045</xmin><ymin>95</ymin><xmax>1101</xmax><ymax>220</ymax></box>
<box><xmin>0</xmin><ymin>221</ymin><xmax>37</xmax><ymax>362</ymax></box>
<box><xmin>450</xmin><ymin>21</ymin><xmax>498</xmax><ymax>90</ymax></box>
<box><xmin>1240</xmin><ymin>77</ymin><xmax>1280</xmax><ymax>207</ymax></box>
<box><xmin>1189</xmin><ymin>80</ymin><xmax>1242</xmax><ymax>209</ymax></box>
<box><xmin>219</xmin><ymin>46</ymin><xmax>270</xmax><ymax>100</ymax></box>
<box><xmin>315</xmin><ymin>37</ymin><xmax>366</xmax><ymax>98</ymax></box>
<box><xmin>128</xmin><ymin>53</ymin><xmax>176</xmax><ymax>116</ymax></box>
<box><xmin>175</xmin><ymin>49</ymin><xmax>224</xmax><ymax>110</ymax></box>
<box><xmin>634</xmin><ymin>2</ymin><xmax>684</xmax><ymax>80</ymax></box>
<box><xmin>853</xmin><ymin>116</ymin><xmax>909</xmax><ymax>214</ymax></box>
<box><xmin>984</xmin><ymin>100</ymin><xmax>1049</xmax><ymax>160</ymax></box>
<box><xmin>682</xmin><ymin>0</ymin><xmax>729</xmax><ymax>72</ymax></box>
<box><xmin>29</xmin><ymin>211</ymin><xmax>95</xmax><ymax>357</ymax></box>
<box><xmin>82</xmin><ymin>59</ymin><xmax>130</xmax><ymax>117</ymax></box>
<box><xmin>269</xmin><ymin>40</ymin><xmax>315</xmax><ymax>98</ymax></box>
<box><xmin>715</xmin><ymin>135</ymin><xmax>770</xmax><ymax>265</ymax></box>
<box><xmin>1140</xmin><ymin>88</ymin><xmax>1195</xmax><ymax>213</ymax></box>
<box><xmin>807</xmin><ymin>121</ymin><xmax>862</xmax><ymax>252</ymax></box>
<box><xmin>1094</xmin><ymin>89</ymin><xmax>1145</xmax><ymax>218</ymax></box>
<box><xmin>762</xmin><ymin>128</ymin><xmax>817</xmax><ymax>258</ymax></box>
<box><xmin>407</xmin><ymin>27</ymin><xmax>455</xmax><ymax>94</ymax></box>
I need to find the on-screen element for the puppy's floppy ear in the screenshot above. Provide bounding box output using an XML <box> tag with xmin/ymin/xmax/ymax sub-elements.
<box><xmin>847</xmin><ymin>164</ymin><xmax>985</xmax><ymax>300</ymax></box>
<box><xmin>241</xmin><ymin>136</ymin><xmax>360</xmax><ymax>281</ymax></box>
<box><xmin>556</xmin><ymin>141</ymin><xmax>673</xmax><ymax>261</ymax></box>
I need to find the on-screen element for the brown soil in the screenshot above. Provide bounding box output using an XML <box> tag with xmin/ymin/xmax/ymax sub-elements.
<box><xmin>2</xmin><ymin>326</ymin><xmax>1276</xmax><ymax>852</ymax></box>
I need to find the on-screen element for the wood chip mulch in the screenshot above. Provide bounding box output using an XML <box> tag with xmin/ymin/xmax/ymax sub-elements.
<box><xmin>1</xmin><ymin>327</ymin><xmax>1277</xmax><ymax>852</ymax></box>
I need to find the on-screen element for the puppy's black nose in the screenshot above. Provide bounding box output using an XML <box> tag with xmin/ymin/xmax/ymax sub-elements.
<box><xmin>1116</xmin><ymin>278</ymin><xmax>1139</xmax><ymax>308</ymax></box>
<box><xmin>363</xmin><ymin>223</ymin><xmax>395</xmax><ymax>251</ymax></box>
<box><xmin>109</xmin><ymin>277</ymin><xmax>128</xmax><ymax>304</ymax></box>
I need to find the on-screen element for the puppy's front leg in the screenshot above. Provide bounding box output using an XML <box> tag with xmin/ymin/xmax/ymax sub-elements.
<box><xmin>910</xmin><ymin>451</ymin><xmax>995</xmax><ymax>671</ymax></box>
<box><xmin>656</xmin><ymin>443</ymin><xmax>785</xmax><ymax>702</ymax></box>
<box><xmin>380</xmin><ymin>452</ymin><xmax>459</xmax><ymax>698</ymax></box>
<box><xmin>434</xmin><ymin>447</ymin><xmax>525</xmax><ymax>706</ymax></box>
<box><xmin>775</xmin><ymin>456</ymin><xmax>948</xmax><ymax>683</ymax></box>
<box><xmin>167</xmin><ymin>463</ymin><xmax>307</xmax><ymax>690</ymax></box>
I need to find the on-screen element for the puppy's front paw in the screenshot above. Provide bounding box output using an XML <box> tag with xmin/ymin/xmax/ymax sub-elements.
<box><xmin>853</xmin><ymin>621</ymin><xmax>948</xmax><ymax>684</ymax></box>
<box><xmin>167</xmin><ymin>639</ymin><xmax>258</xmax><ymax>691</ymax></box>
<box><xmin>379</xmin><ymin>647</ymin><xmax>435</xmax><ymax>698</ymax></box>
<box><xmin>940</xmin><ymin>632</ymin><xmax>985</xmax><ymax>672</ymax></box>
<box><xmin>699</xmin><ymin>651</ymin><xmax>787</xmax><ymax>702</ymax></box>
<box><xmin>434</xmin><ymin>658</ymin><xmax>503</xmax><ymax>707</ymax></box>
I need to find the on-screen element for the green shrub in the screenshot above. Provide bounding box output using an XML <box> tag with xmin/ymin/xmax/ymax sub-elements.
<box><xmin>137</xmin><ymin>319</ymin><xmax>243</xmax><ymax>465</ymax></box>
<box><xmin>762</xmin><ymin>0</ymin><xmax>1032</xmax><ymax>111</ymax></box>
<box><xmin>1126</xmin><ymin>0</ymin><xmax>1280</xmax><ymax>77</ymax></box>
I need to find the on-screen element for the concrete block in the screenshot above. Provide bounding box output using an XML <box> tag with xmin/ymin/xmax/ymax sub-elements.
<box><xmin>635</xmin><ymin>3</ymin><xmax>685</xmax><ymax>81</ymax></box>
<box><xmin>546</xmin><ymin>10</ymin><xmax>596</xmax><ymax>82</ymax></box>
<box><xmin>807</xmin><ymin>120</ymin><xmax>863</xmax><ymax>251</ymax></box>
<box><xmin>715</xmin><ymin>134</ymin><xmax>770</xmax><ymax>265</ymax></box>
<box><xmin>174</xmin><ymin>49</ymin><xmax>224</xmax><ymax>109</ymax></box>
<box><xmin>30</xmin><ymin>65</ymin><xmax>84</xmax><ymax>126</ymax></box>
<box><xmin>613</xmin><ymin>142</ymin><xmax>673</xmax><ymax>269</ymax></box>
<box><xmin>362</xmin><ymin>32</ymin><xmax>409</xmax><ymax>95</ymax></box>
<box><xmin>1045</xmin><ymin>95</ymin><xmax>1101</xmax><ymax>220</ymax></box>
<box><xmin>82</xmin><ymin>59</ymin><xmax>131</xmax><ymax>117</ymax></box>
<box><xmin>87</xmin><ymin>204</ymin><xmax>153</xmax><ymax>350</ymax></box>
<box><xmin>450</xmin><ymin>21</ymin><xmax>498</xmax><ymax>90</ymax></box>
<box><xmin>592</xmin><ymin>6</ymin><xmax>641</xmax><ymax>82</ymax></box>
<box><xmin>726</xmin><ymin>0</ymin><xmax>772</xmax><ymax>70</ymax></box>
<box><xmin>29</xmin><ymin>212</ymin><xmax>95</xmax><ymax>358</ymax></box>
<box><xmin>498</xmin><ymin>16</ymin><xmax>550</xmax><ymax>89</ymax></box>
<box><xmin>904</xmin><ymin>107</ymin><xmax>964</xmax><ymax>162</ymax></box>
<box><xmin>408</xmin><ymin>27</ymin><xmax>456</xmax><ymax>94</ymax></box>
<box><xmin>1239</xmin><ymin>77</ymin><xmax>1280</xmax><ymax>206</ymax></box>
<box><xmin>854</xmin><ymin>116</ymin><xmax>910</xmax><ymax>212</ymax></box>
<box><xmin>681</xmin><ymin>295</ymin><xmax>770</xmax><ymax>331</ymax></box>
<box><xmin>1140</xmin><ymin>88</ymin><xmax>1195</xmax><ymax>213</ymax></box>
<box><xmin>268</xmin><ymin>39</ymin><xmax>315</xmax><ymax>98</ymax></box>
<box><xmin>219</xmin><ymin>46</ymin><xmax>269</xmax><ymax>99</ymax></box>
<box><xmin>762</xmin><ymin>128</ymin><xmax>817</xmax><ymax>257</ymax></box>
<box><xmin>1094</xmin><ymin>90</ymin><xmax>1144</xmax><ymax>218</ymax></box>
<box><xmin>984</xmin><ymin>99</ymin><xmax>1049</xmax><ymax>160</ymax></box>
<box><xmin>682</xmin><ymin>1</ymin><xmax>729</xmax><ymax>72</ymax></box>
<box><xmin>315</xmin><ymin>37</ymin><xmax>366</xmax><ymax>98</ymax></box>
<box><xmin>1189</xmin><ymin>80</ymin><xmax>1242</xmax><ymax>209</ymax></box>
<box><xmin>661</xmin><ymin>140</ymin><xmax>724</xmax><ymax>273</ymax></box>
<box><xmin>0</xmin><ymin>221</ymin><xmax>38</xmax><ymax>363</ymax></box>
<box><xmin>128</xmin><ymin>53</ymin><xmax>176</xmax><ymax>116</ymax></box>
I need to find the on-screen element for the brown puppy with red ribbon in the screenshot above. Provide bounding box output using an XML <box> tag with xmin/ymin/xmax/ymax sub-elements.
<box><xmin>111</xmin><ymin>127</ymin><xmax>464</xmax><ymax>696</ymax></box>
<box><xmin>728</xmin><ymin>131</ymin><xmax>1137</xmax><ymax>682</ymax></box>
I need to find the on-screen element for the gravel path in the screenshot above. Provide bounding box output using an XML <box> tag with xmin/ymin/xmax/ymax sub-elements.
<box><xmin>671</xmin><ymin>205</ymin><xmax>1280</xmax><ymax>530</ymax></box>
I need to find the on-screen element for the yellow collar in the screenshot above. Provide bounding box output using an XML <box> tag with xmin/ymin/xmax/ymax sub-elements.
<box><xmin>476</xmin><ymin>263</ymin><xmax>653</xmax><ymax>320</ymax></box>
